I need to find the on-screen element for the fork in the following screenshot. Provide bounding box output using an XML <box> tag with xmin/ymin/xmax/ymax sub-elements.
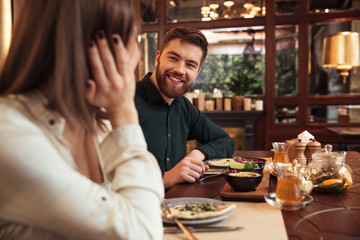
<box><xmin>161</xmin><ymin>201</ymin><xmax>199</xmax><ymax>240</ymax></box>
<box><xmin>198</xmin><ymin>168</ymin><xmax>226</xmax><ymax>182</ymax></box>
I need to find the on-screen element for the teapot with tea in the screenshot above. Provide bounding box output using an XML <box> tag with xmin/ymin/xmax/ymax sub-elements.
<box><xmin>305</xmin><ymin>144</ymin><xmax>353</xmax><ymax>193</ymax></box>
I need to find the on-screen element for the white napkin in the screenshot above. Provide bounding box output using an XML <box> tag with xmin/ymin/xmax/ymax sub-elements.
<box><xmin>297</xmin><ymin>130</ymin><xmax>314</xmax><ymax>144</ymax></box>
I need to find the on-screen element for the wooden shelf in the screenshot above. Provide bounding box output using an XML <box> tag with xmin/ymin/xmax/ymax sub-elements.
<box><xmin>202</xmin><ymin>111</ymin><xmax>263</xmax><ymax>150</ymax></box>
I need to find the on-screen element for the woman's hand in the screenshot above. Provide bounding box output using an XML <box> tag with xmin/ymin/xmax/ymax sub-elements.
<box><xmin>86</xmin><ymin>29</ymin><xmax>140</xmax><ymax>128</ymax></box>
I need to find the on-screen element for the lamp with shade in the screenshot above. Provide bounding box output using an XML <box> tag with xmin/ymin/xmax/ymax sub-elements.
<box><xmin>322</xmin><ymin>31</ymin><xmax>360</xmax><ymax>84</ymax></box>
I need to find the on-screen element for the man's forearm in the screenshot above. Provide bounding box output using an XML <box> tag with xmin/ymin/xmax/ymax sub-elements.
<box><xmin>196</xmin><ymin>137</ymin><xmax>235</xmax><ymax>160</ymax></box>
<box><xmin>186</xmin><ymin>149</ymin><xmax>207</xmax><ymax>161</ymax></box>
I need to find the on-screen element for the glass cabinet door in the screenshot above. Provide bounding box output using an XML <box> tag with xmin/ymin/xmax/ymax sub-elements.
<box><xmin>167</xmin><ymin>0</ymin><xmax>265</xmax><ymax>23</ymax></box>
<box><xmin>275</xmin><ymin>24</ymin><xmax>298</xmax><ymax>96</ymax></box>
<box><xmin>309</xmin><ymin>20</ymin><xmax>360</xmax><ymax>96</ymax></box>
<box><xmin>141</xmin><ymin>0</ymin><xmax>157</xmax><ymax>23</ymax></box>
<box><xmin>138</xmin><ymin>32</ymin><xmax>158</xmax><ymax>78</ymax></box>
<box><xmin>192</xmin><ymin>27</ymin><xmax>265</xmax><ymax>97</ymax></box>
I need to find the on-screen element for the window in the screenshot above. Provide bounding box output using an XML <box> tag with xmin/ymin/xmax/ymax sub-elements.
<box><xmin>309</xmin><ymin>20</ymin><xmax>360</xmax><ymax>96</ymax></box>
<box><xmin>140</xmin><ymin>0</ymin><xmax>157</xmax><ymax>23</ymax></box>
<box><xmin>309</xmin><ymin>105</ymin><xmax>360</xmax><ymax>123</ymax></box>
<box><xmin>309</xmin><ymin>0</ymin><xmax>355</xmax><ymax>13</ymax></box>
<box><xmin>275</xmin><ymin>24</ymin><xmax>298</xmax><ymax>96</ymax></box>
<box><xmin>166</xmin><ymin>0</ymin><xmax>265</xmax><ymax>23</ymax></box>
<box><xmin>275</xmin><ymin>105</ymin><xmax>298</xmax><ymax>124</ymax></box>
<box><xmin>138</xmin><ymin>32</ymin><xmax>158</xmax><ymax>78</ymax></box>
<box><xmin>276</xmin><ymin>0</ymin><xmax>298</xmax><ymax>14</ymax></box>
<box><xmin>193</xmin><ymin>27</ymin><xmax>265</xmax><ymax>96</ymax></box>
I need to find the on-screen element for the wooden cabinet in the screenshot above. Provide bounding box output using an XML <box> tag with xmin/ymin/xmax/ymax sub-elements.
<box><xmin>138</xmin><ymin>0</ymin><xmax>360</xmax><ymax>151</ymax></box>
<box><xmin>203</xmin><ymin>111</ymin><xmax>262</xmax><ymax>150</ymax></box>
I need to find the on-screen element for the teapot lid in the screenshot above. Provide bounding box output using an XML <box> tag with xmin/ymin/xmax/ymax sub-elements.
<box><xmin>312</xmin><ymin>144</ymin><xmax>346</xmax><ymax>162</ymax></box>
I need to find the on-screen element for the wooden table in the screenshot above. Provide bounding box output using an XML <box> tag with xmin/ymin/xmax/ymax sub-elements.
<box><xmin>165</xmin><ymin>150</ymin><xmax>360</xmax><ymax>240</ymax></box>
<box><xmin>326</xmin><ymin>127</ymin><xmax>360</xmax><ymax>150</ymax></box>
<box><xmin>326</xmin><ymin>127</ymin><xmax>360</xmax><ymax>139</ymax></box>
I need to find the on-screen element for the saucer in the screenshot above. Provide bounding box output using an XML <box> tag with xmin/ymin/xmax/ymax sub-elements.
<box><xmin>264</xmin><ymin>192</ymin><xmax>314</xmax><ymax>211</ymax></box>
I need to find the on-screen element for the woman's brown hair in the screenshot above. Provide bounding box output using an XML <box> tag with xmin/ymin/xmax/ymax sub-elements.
<box><xmin>0</xmin><ymin>0</ymin><xmax>139</xmax><ymax>132</ymax></box>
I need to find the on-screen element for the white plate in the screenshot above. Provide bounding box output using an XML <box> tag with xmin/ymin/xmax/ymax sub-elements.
<box><xmin>264</xmin><ymin>192</ymin><xmax>314</xmax><ymax>211</ymax></box>
<box><xmin>162</xmin><ymin>197</ymin><xmax>235</xmax><ymax>225</ymax></box>
<box><xmin>205</xmin><ymin>158</ymin><xmax>231</xmax><ymax>168</ymax></box>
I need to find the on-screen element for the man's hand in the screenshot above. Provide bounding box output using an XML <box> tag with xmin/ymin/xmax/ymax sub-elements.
<box><xmin>163</xmin><ymin>149</ymin><xmax>209</xmax><ymax>189</ymax></box>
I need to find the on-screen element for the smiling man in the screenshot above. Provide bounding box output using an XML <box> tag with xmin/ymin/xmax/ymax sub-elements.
<box><xmin>135</xmin><ymin>27</ymin><xmax>234</xmax><ymax>189</ymax></box>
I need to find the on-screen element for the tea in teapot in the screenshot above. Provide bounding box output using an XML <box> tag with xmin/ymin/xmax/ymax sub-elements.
<box><xmin>305</xmin><ymin>144</ymin><xmax>353</xmax><ymax>193</ymax></box>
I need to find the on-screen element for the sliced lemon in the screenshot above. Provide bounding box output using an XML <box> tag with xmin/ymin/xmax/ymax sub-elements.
<box><xmin>229</xmin><ymin>159</ymin><xmax>245</xmax><ymax>169</ymax></box>
<box><xmin>322</xmin><ymin>179</ymin><xmax>342</xmax><ymax>185</ymax></box>
<box><xmin>342</xmin><ymin>172</ymin><xmax>353</xmax><ymax>187</ymax></box>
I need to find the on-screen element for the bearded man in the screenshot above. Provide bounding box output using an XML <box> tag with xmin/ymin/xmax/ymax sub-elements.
<box><xmin>135</xmin><ymin>26</ymin><xmax>234</xmax><ymax>189</ymax></box>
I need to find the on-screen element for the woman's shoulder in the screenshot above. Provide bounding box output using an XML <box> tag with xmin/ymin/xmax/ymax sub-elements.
<box><xmin>0</xmin><ymin>94</ymin><xmax>28</xmax><ymax>120</ymax></box>
<box><xmin>0</xmin><ymin>91</ymin><xmax>60</xmax><ymax>135</ymax></box>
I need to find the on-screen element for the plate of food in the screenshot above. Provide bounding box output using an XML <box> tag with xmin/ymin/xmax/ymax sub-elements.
<box><xmin>231</xmin><ymin>157</ymin><xmax>266</xmax><ymax>168</ymax></box>
<box><xmin>206</xmin><ymin>158</ymin><xmax>232</xmax><ymax>168</ymax></box>
<box><xmin>162</xmin><ymin>197</ymin><xmax>236</xmax><ymax>225</ymax></box>
<box><xmin>228</xmin><ymin>157</ymin><xmax>266</xmax><ymax>174</ymax></box>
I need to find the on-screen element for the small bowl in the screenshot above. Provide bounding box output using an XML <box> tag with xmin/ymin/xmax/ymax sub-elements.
<box><xmin>224</xmin><ymin>169</ymin><xmax>264</xmax><ymax>192</ymax></box>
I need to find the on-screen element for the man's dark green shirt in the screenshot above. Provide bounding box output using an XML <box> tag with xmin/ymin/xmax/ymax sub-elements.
<box><xmin>135</xmin><ymin>73</ymin><xmax>235</xmax><ymax>174</ymax></box>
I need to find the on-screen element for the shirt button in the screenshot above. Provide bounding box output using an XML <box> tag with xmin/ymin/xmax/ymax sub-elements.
<box><xmin>168</xmin><ymin>133</ymin><xmax>171</xmax><ymax>138</ymax></box>
<box><xmin>166</xmin><ymin>158</ymin><xmax>170</xmax><ymax>161</ymax></box>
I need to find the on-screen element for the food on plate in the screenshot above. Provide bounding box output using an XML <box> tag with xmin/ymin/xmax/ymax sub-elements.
<box><xmin>229</xmin><ymin>159</ymin><xmax>261</xmax><ymax>170</ymax></box>
<box><xmin>228</xmin><ymin>171</ymin><xmax>261</xmax><ymax>177</ymax></box>
<box><xmin>169</xmin><ymin>203</ymin><xmax>236</xmax><ymax>219</ymax></box>
<box><xmin>233</xmin><ymin>157</ymin><xmax>264</xmax><ymax>163</ymax></box>
<box><xmin>207</xmin><ymin>158</ymin><xmax>232</xmax><ymax>167</ymax></box>
<box><xmin>225</xmin><ymin>169</ymin><xmax>264</xmax><ymax>191</ymax></box>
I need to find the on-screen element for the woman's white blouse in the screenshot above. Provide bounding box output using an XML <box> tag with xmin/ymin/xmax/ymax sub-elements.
<box><xmin>0</xmin><ymin>91</ymin><xmax>164</xmax><ymax>240</ymax></box>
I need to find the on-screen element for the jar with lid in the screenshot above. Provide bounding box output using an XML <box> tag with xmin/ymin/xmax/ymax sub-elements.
<box><xmin>305</xmin><ymin>144</ymin><xmax>353</xmax><ymax>193</ymax></box>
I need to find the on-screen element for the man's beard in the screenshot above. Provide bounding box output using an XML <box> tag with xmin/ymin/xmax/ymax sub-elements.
<box><xmin>155</xmin><ymin>64</ymin><xmax>193</xmax><ymax>99</ymax></box>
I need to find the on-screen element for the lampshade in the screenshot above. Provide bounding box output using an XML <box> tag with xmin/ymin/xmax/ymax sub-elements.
<box><xmin>322</xmin><ymin>31</ymin><xmax>360</xmax><ymax>84</ymax></box>
<box><xmin>0</xmin><ymin>0</ymin><xmax>12</xmax><ymax>68</ymax></box>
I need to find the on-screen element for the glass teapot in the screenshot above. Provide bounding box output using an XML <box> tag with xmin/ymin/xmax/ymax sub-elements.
<box><xmin>305</xmin><ymin>144</ymin><xmax>353</xmax><ymax>193</ymax></box>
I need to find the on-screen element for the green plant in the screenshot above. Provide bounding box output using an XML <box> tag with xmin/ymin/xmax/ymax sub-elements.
<box><xmin>226</xmin><ymin>54</ymin><xmax>265</xmax><ymax>96</ymax></box>
<box><xmin>193</xmin><ymin>55</ymin><xmax>234</xmax><ymax>93</ymax></box>
<box><xmin>194</xmin><ymin>54</ymin><xmax>265</xmax><ymax>96</ymax></box>
<box><xmin>275</xmin><ymin>49</ymin><xmax>298</xmax><ymax>96</ymax></box>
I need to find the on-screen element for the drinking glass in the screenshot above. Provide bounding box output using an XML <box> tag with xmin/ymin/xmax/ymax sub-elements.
<box><xmin>275</xmin><ymin>162</ymin><xmax>302</xmax><ymax>211</ymax></box>
<box><xmin>272</xmin><ymin>142</ymin><xmax>290</xmax><ymax>163</ymax></box>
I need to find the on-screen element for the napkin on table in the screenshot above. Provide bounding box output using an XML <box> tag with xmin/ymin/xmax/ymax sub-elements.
<box><xmin>297</xmin><ymin>130</ymin><xmax>314</xmax><ymax>144</ymax></box>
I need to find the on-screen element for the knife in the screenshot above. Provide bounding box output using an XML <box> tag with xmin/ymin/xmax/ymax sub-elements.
<box><xmin>164</xmin><ymin>226</ymin><xmax>243</xmax><ymax>234</ymax></box>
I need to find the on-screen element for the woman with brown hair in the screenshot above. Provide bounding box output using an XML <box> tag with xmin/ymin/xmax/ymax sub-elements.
<box><xmin>0</xmin><ymin>0</ymin><xmax>164</xmax><ymax>239</ymax></box>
